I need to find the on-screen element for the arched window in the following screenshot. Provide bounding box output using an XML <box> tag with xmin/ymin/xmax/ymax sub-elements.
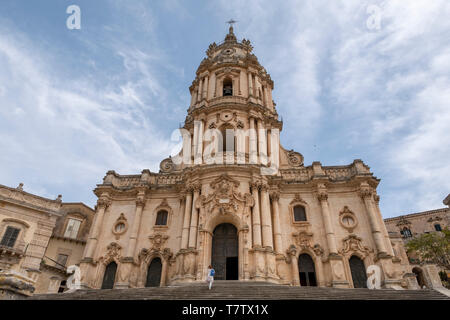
<box><xmin>0</xmin><ymin>226</ymin><xmax>20</xmax><ymax>248</ymax></box>
<box><xmin>155</xmin><ymin>210</ymin><xmax>168</xmax><ymax>226</ymax></box>
<box><xmin>223</xmin><ymin>77</ymin><xmax>232</xmax><ymax>96</ymax></box>
<box><xmin>401</xmin><ymin>227</ymin><xmax>412</xmax><ymax>238</ymax></box>
<box><xmin>434</xmin><ymin>224</ymin><xmax>442</xmax><ymax>232</ymax></box>
<box><xmin>293</xmin><ymin>205</ymin><xmax>307</xmax><ymax>222</ymax></box>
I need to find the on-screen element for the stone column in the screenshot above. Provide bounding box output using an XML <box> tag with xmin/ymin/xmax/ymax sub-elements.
<box><xmin>316</xmin><ymin>185</ymin><xmax>338</xmax><ymax>255</ymax></box>
<box><xmin>257</xmin><ymin>119</ymin><xmax>268</xmax><ymax>165</ymax></box>
<box><xmin>160</xmin><ymin>260</ymin><xmax>168</xmax><ymax>286</ymax></box>
<box><xmin>270</xmin><ymin>191</ymin><xmax>282</xmax><ymax>254</ymax></box>
<box><xmin>178</xmin><ymin>194</ymin><xmax>186</xmax><ymax>248</ymax></box>
<box><xmin>260</xmin><ymin>184</ymin><xmax>273</xmax><ymax>249</ymax></box>
<box><xmin>250</xmin><ymin>182</ymin><xmax>262</xmax><ymax>247</ymax></box>
<box><xmin>268</xmin><ymin>86</ymin><xmax>273</xmax><ymax>109</ymax></box>
<box><xmin>194</xmin><ymin>119</ymin><xmax>204</xmax><ymax>165</ymax></box>
<box><xmin>193</xmin><ymin>120</ymin><xmax>199</xmax><ymax>164</ymax></box>
<box><xmin>248</xmin><ymin>71</ymin><xmax>253</xmax><ymax>97</ymax></box>
<box><xmin>359</xmin><ymin>183</ymin><xmax>387</xmax><ymax>255</ymax></box>
<box><xmin>213</xmin><ymin>73</ymin><xmax>218</xmax><ymax>97</ymax></box>
<box><xmin>288</xmin><ymin>246</ymin><xmax>300</xmax><ymax>286</ymax></box>
<box><xmin>203</xmin><ymin>76</ymin><xmax>208</xmax><ymax>100</ymax></box>
<box><xmin>198</xmin><ymin>119</ymin><xmax>204</xmax><ymax>163</ymax></box>
<box><xmin>188</xmin><ymin>185</ymin><xmax>201</xmax><ymax>248</ymax></box>
<box><xmin>125</xmin><ymin>193</ymin><xmax>146</xmax><ymax>258</ymax></box>
<box><xmin>181</xmin><ymin>189</ymin><xmax>193</xmax><ymax>249</ymax></box>
<box><xmin>198</xmin><ymin>77</ymin><xmax>203</xmax><ymax>101</ymax></box>
<box><xmin>238</xmin><ymin>71</ymin><xmax>242</xmax><ymax>95</ymax></box>
<box><xmin>263</xmin><ymin>86</ymin><xmax>269</xmax><ymax>107</ymax></box>
<box><xmin>84</xmin><ymin>197</ymin><xmax>111</xmax><ymax>259</ymax></box>
<box><xmin>374</xmin><ymin>194</ymin><xmax>395</xmax><ymax>257</ymax></box>
<box><xmin>190</xmin><ymin>88</ymin><xmax>196</xmax><ymax>106</ymax></box>
<box><xmin>249</xmin><ymin>117</ymin><xmax>258</xmax><ymax>164</ymax></box>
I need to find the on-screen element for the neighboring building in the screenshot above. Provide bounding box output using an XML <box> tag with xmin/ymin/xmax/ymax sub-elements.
<box><xmin>35</xmin><ymin>203</ymin><xmax>94</xmax><ymax>294</ymax></box>
<box><xmin>384</xmin><ymin>208</ymin><xmax>449</xmax><ymax>241</ymax></box>
<box><xmin>384</xmin><ymin>199</ymin><xmax>450</xmax><ymax>287</ymax></box>
<box><xmin>0</xmin><ymin>183</ymin><xmax>93</xmax><ymax>298</ymax></box>
<box><xmin>78</xmin><ymin>27</ymin><xmax>421</xmax><ymax>291</ymax></box>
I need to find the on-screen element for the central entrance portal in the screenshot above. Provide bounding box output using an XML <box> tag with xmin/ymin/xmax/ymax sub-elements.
<box><xmin>211</xmin><ymin>223</ymin><xmax>238</xmax><ymax>280</ymax></box>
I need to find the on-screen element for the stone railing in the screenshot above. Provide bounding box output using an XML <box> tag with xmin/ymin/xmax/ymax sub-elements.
<box><xmin>111</xmin><ymin>176</ymin><xmax>142</xmax><ymax>188</ymax></box>
<box><xmin>323</xmin><ymin>166</ymin><xmax>358</xmax><ymax>181</ymax></box>
<box><xmin>0</xmin><ymin>184</ymin><xmax>61</xmax><ymax>213</ymax></box>
<box><xmin>204</xmin><ymin>95</ymin><xmax>249</xmax><ymax>108</ymax></box>
<box><xmin>0</xmin><ymin>243</ymin><xmax>25</xmax><ymax>258</ymax></box>
<box><xmin>281</xmin><ymin>161</ymin><xmax>373</xmax><ymax>184</ymax></box>
<box><xmin>280</xmin><ymin>168</ymin><xmax>313</xmax><ymax>182</ymax></box>
<box><xmin>102</xmin><ymin>172</ymin><xmax>183</xmax><ymax>189</ymax></box>
<box><xmin>156</xmin><ymin>175</ymin><xmax>183</xmax><ymax>185</ymax></box>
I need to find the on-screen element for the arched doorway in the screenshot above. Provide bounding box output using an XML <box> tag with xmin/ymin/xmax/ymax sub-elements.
<box><xmin>146</xmin><ymin>257</ymin><xmax>162</xmax><ymax>287</ymax></box>
<box><xmin>412</xmin><ymin>267</ymin><xmax>426</xmax><ymax>288</ymax></box>
<box><xmin>298</xmin><ymin>254</ymin><xmax>317</xmax><ymax>286</ymax></box>
<box><xmin>101</xmin><ymin>261</ymin><xmax>117</xmax><ymax>289</ymax></box>
<box><xmin>349</xmin><ymin>256</ymin><xmax>367</xmax><ymax>288</ymax></box>
<box><xmin>211</xmin><ymin>223</ymin><xmax>238</xmax><ymax>280</ymax></box>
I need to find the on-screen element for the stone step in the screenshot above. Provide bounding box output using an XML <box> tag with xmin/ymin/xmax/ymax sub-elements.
<box><xmin>30</xmin><ymin>281</ymin><xmax>449</xmax><ymax>300</ymax></box>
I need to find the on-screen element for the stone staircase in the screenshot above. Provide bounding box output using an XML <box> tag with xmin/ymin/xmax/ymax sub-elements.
<box><xmin>29</xmin><ymin>281</ymin><xmax>449</xmax><ymax>300</ymax></box>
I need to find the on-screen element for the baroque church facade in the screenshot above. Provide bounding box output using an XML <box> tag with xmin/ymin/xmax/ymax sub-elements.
<box><xmin>78</xmin><ymin>27</ymin><xmax>418</xmax><ymax>290</ymax></box>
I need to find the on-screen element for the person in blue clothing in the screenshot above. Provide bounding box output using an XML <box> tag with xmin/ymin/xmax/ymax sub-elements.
<box><xmin>206</xmin><ymin>265</ymin><xmax>215</xmax><ymax>290</ymax></box>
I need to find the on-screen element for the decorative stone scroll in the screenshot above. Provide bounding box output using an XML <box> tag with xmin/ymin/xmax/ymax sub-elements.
<box><xmin>97</xmin><ymin>242</ymin><xmax>122</xmax><ymax>265</ymax></box>
<box><xmin>160</xmin><ymin>157</ymin><xmax>174</xmax><ymax>173</ymax></box>
<box><xmin>339</xmin><ymin>234</ymin><xmax>372</xmax><ymax>258</ymax></box>
<box><xmin>292</xmin><ymin>231</ymin><xmax>324</xmax><ymax>257</ymax></box>
<box><xmin>201</xmin><ymin>174</ymin><xmax>253</xmax><ymax>216</ymax></box>
<box><xmin>396</xmin><ymin>217</ymin><xmax>411</xmax><ymax>227</ymax></box>
<box><xmin>148</xmin><ymin>233</ymin><xmax>169</xmax><ymax>250</ymax></box>
<box><xmin>287</xmin><ymin>150</ymin><xmax>304</xmax><ymax>167</ymax></box>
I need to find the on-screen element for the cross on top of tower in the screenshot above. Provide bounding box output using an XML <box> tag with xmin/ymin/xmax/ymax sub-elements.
<box><xmin>224</xmin><ymin>19</ymin><xmax>237</xmax><ymax>42</ymax></box>
<box><xmin>226</xmin><ymin>19</ymin><xmax>237</xmax><ymax>27</ymax></box>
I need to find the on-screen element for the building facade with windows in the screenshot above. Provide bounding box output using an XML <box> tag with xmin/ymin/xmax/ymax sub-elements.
<box><xmin>0</xmin><ymin>183</ymin><xmax>93</xmax><ymax>298</ymax></box>
<box><xmin>384</xmin><ymin>200</ymin><xmax>450</xmax><ymax>288</ymax></box>
<box><xmin>78</xmin><ymin>27</ymin><xmax>420</xmax><ymax>291</ymax></box>
<box><xmin>35</xmin><ymin>203</ymin><xmax>94</xmax><ymax>294</ymax></box>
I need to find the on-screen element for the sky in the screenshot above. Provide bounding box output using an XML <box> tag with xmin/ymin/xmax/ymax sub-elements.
<box><xmin>0</xmin><ymin>0</ymin><xmax>449</xmax><ymax>218</ymax></box>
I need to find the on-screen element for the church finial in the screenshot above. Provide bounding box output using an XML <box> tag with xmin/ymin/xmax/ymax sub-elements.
<box><xmin>225</xmin><ymin>19</ymin><xmax>237</xmax><ymax>42</ymax></box>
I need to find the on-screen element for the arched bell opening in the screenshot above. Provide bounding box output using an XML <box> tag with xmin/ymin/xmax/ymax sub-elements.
<box><xmin>223</xmin><ymin>77</ymin><xmax>233</xmax><ymax>96</ymax></box>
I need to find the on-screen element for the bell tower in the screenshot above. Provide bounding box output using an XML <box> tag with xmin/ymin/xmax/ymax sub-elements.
<box><xmin>175</xmin><ymin>25</ymin><xmax>283</xmax><ymax>171</ymax></box>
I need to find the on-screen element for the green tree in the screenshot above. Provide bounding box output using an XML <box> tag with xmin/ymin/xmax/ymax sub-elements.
<box><xmin>406</xmin><ymin>228</ymin><xmax>450</xmax><ymax>270</ymax></box>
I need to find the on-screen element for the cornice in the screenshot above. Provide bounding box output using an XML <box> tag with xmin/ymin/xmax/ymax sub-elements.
<box><xmin>384</xmin><ymin>207</ymin><xmax>449</xmax><ymax>222</ymax></box>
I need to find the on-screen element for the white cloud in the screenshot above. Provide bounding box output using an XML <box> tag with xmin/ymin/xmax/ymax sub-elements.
<box><xmin>0</xmin><ymin>20</ymin><xmax>179</xmax><ymax>206</ymax></box>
